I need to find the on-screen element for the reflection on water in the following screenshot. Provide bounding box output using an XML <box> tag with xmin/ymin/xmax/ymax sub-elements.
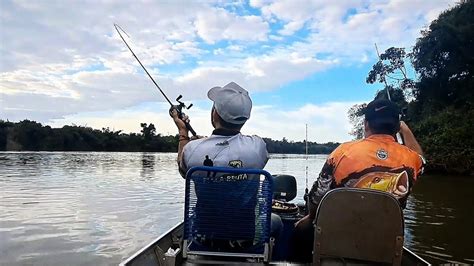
<box><xmin>404</xmin><ymin>175</ymin><xmax>474</xmax><ymax>264</ymax></box>
<box><xmin>0</xmin><ymin>152</ymin><xmax>183</xmax><ymax>266</ymax></box>
<box><xmin>0</xmin><ymin>152</ymin><xmax>472</xmax><ymax>265</ymax></box>
<box><xmin>140</xmin><ymin>154</ymin><xmax>156</xmax><ymax>178</ymax></box>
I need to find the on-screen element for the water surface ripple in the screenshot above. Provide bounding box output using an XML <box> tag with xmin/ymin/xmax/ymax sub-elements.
<box><xmin>0</xmin><ymin>152</ymin><xmax>472</xmax><ymax>265</ymax></box>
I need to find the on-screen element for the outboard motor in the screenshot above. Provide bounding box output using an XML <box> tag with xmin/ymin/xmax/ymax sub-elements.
<box><xmin>272</xmin><ymin>174</ymin><xmax>297</xmax><ymax>201</ymax></box>
<box><xmin>271</xmin><ymin>174</ymin><xmax>301</xmax><ymax>260</ymax></box>
<box><xmin>272</xmin><ymin>174</ymin><xmax>298</xmax><ymax>214</ymax></box>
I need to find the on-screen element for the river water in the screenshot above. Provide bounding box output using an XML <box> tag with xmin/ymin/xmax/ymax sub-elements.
<box><xmin>0</xmin><ymin>152</ymin><xmax>472</xmax><ymax>265</ymax></box>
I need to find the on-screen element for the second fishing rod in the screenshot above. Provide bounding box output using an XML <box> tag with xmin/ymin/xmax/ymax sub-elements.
<box><xmin>114</xmin><ymin>24</ymin><xmax>197</xmax><ymax>137</ymax></box>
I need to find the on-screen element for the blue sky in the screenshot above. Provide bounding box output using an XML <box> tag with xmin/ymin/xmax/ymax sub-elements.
<box><xmin>0</xmin><ymin>0</ymin><xmax>456</xmax><ymax>142</ymax></box>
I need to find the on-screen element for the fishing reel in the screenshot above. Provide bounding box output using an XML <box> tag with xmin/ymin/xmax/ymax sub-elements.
<box><xmin>169</xmin><ymin>95</ymin><xmax>197</xmax><ymax>137</ymax></box>
<box><xmin>169</xmin><ymin>95</ymin><xmax>193</xmax><ymax>118</ymax></box>
<box><xmin>176</xmin><ymin>95</ymin><xmax>193</xmax><ymax>113</ymax></box>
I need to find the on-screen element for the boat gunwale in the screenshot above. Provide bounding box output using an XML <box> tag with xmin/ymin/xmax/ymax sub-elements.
<box><xmin>119</xmin><ymin>221</ymin><xmax>184</xmax><ymax>266</ymax></box>
<box><xmin>402</xmin><ymin>247</ymin><xmax>431</xmax><ymax>265</ymax></box>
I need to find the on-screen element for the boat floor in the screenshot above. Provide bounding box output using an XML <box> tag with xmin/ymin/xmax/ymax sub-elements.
<box><xmin>178</xmin><ymin>253</ymin><xmax>421</xmax><ymax>265</ymax></box>
<box><xmin>121</xmin><ymin>222</ymin><xmax>430</xmax><ymax>266</ymax></box>
<box><xmin>183</xmin><ymin>258</ymin><xmax>308</xmax><ymax>265</ymax></box>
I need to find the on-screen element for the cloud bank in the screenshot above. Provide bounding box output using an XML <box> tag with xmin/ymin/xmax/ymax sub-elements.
<box><xmin>0</xmin><ymin>0</ymin><xmax>456</xmax><ymax>141</ymax></box>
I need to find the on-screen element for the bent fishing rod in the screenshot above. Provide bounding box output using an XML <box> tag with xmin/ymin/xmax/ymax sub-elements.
<box><xmin>374</xmin><ymin>43</ymin><xmax>404</xmax><ymax>144</ymax></box>
<box><xmin>114</xmin><ymin>24</ymin><xmax>197</xmax><ymax>137</ymax></box>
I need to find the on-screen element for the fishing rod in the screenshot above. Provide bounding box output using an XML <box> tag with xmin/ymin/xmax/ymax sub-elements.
<box><xmin>114</xmin><ymin>23</ymin><xmax>197</xmax><ymax>137</ymax></box>
<box><xmin>374</xmin><ymin>43</ymin><xmax>392</xmax><ymax>101</ymax></box>
<box><xmin>303</xmin><ymin>124</ymin><xmax>310</xmax><ymax>215</ymax></box>
<box><xmin>374</xmin><ymin>43</ymin><xmax>404</xmax><ymax>144</ymax></box>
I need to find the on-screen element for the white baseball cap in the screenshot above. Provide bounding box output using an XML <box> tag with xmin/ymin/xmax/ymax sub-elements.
<box><xmin>207</xmin><ymin>82</ymin><xmax>252</xmax><ymax>125</ymax></box>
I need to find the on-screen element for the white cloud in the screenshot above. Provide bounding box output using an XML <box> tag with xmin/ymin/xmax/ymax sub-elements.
<box><xmin>49</xmin><ymin>103</ymin><xmax>214</xmax><ymax>137</ymax></box>
<box><xmin>194</xmin><ymin>8</ymin><xmax>269</xmax><ymax>43</ymax></box>
<box><xmin>174</xmin><ymin>54</ymin><xmax>337</xmax><ymax>95</ymax></box>
<box><xmin>259</xmin><ymin>0</ymin><xmax>325</xmax><ymax>22</ymax></box>
<box><xmin>1</xmin><ymin>51</ymin><xmax>337</xmax><ymax>122</ymax></box>
<box><xmin>0</xmin><ymin>0</ymin><xmax>457</xmax><ymax>142</ymax></box>
<box><xmin>49</xmin><ymin>101</ymin><xmax>357</xmax><ymax>143</ymax></box>
<box><xmin>246</xmin><ymin>102</ymin><xmax>357</xmax><ymax>143</ymax></box>
<box><xmin>258</xmin><ymin>0</ymin><xmax>455</xmax><ymax>61</ymax></box>
<box><xmin>279</xmin><ymin>20</ymin><xmax>305</xmax><ymax>36</ymax></box>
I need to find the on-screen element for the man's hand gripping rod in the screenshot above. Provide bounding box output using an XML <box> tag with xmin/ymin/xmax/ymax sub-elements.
<box><xmin>114</xmin><ymin>24</ymin><xmax>197</xmax><ymax>137</ymax></box>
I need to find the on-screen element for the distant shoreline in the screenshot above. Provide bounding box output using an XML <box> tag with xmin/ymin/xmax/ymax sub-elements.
<box><xmin>0</xmin><ymin>150</ymin><xmax>333</xmax><ymax>155</ymax></box>
<box><xmin>0</xmin><ymin>120</ymin><xmax>339</xmax><ymax>155</ymax></box>
<box><xmin>1</xmin><ymin>150</ymin><xmax>471</xmax><ymax>176</ymax></box>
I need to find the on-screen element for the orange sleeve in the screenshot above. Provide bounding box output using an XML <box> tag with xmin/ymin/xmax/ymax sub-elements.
<box><xmin>413</xmin><ymin>153</ymin><xmax>426</xmax><ymax>180</ymax></box>
<box><xmin>308</xmin><ymin>143</ymin><xmax>349</xmax><ymax>206</ymax></box>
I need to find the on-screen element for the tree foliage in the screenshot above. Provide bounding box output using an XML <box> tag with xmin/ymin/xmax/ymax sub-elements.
<box><xmin>349</xmin><ymin>46</ymin><xmax>412</xmax><ymax>139</ymax></box>
<box><xmin>349</xmin><ymin>0</ymin><xmax>473</xmax><ymax>174</ymax></box>
<box><xmin>412</xmin><ymin>107</ymin><xmax>474</xmax><ymax>174</ymax></box>
<box><xmin>263</xmin><ymin>138</ymin><xmax>339</xmax><ymax>154</ymax></box>
<box><xmin>410</xmin><ymin>0</ymin><xmax>474</xmax><ymax>113</ymax></box>
<box><xmin>0</xmin><ymin>120</ymin><xmax>339</xmax><ymax>155</ymax></box>
<box><xmin>408</xmin><ymin>0</ymin><xmax>474</xmax><ymax>174</ymax></box>
<box><xmin>0</xmin><ymin>120</ymin><xmax>177</xmax><ymax>152</ymax></box>
<box><xmin>347</xmin><ymin>103</ymin><xmax>366</xmax><ymax>140</ymax></box>
<box><xmin>367</xmin><ymin>47</ymin><xmax>416</xmax><ymax>95</ymax></box>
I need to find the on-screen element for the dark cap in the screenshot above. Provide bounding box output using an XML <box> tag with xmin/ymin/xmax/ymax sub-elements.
<box><xmin>364</xmin><ymin>99</ymin><xmax>400</xmax><ymax>124</ymax></box>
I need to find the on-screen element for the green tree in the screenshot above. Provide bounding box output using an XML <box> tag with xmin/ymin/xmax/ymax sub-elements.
<box><xmin>140</xmin><ymin>123</ymin><xmax>156</xmax><ymax>141</ymax></box>
<box><xmin>367</xmin><ymin>47</ymin><xmax>415</xmax><ymax>95</ymax></box>
<box><xmin>347</xmin><ymin>103</ymin><xmax>366</xmax><ymax>139</ymax></box>
<box><xmin>349</xmin><ymin>46</ymin><xmax>412</xmax><ymax>139</ymax></box>
<box><xmin>408</xmin><ymin>0</ymin><xmax>474</xmax><ymax>174</ymax></box>
<box><xmin>12</xmin><ymin>120</ymin><xmax>46</xmax><ymax>151</ymax></box>
<box><xmin>410</xmin><ymin>0</ymin><xmax>473</xmax><ymax>115</ymax></box>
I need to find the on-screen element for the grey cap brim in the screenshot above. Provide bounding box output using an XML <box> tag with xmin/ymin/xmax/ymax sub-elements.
<box><xmin>207</xmin><ymin>86</ymin><xmax>221</xmax><ymax>101</ymax></box>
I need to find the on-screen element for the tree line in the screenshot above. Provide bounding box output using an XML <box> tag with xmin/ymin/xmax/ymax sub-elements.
<box><xmin>0</xmin><ymin>120</ymin><xmax>339</xmax><ymax>154</ymax></box>
<box><xmin>349</xmin><ymin>0</ymin><xmax>473</xmax><ymax>175</ymax></box>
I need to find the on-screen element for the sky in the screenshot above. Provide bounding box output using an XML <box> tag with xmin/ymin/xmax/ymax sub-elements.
<box><xmin>0</xmin><ymin>0</ymin><xmax>457</xmax><ymax>143</ymax></box>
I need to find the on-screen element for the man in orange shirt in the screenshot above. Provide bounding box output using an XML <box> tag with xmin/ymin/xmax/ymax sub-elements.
<box><xmin>292</xmin><ymin>99</ymin><xmax>425</xmax><ymax>262</ymax></box>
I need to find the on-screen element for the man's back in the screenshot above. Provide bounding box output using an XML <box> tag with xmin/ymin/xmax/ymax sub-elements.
<box><xmin>330</xmin><ymin>134</ymin><xmax>423</xmax><ymax>187</ymax></box>
<box><xmin>309</xmin><ymin>133</ymin><xmax>424</xmax><ymax>210</ymax></box>
<box><xmin>292</xmin><ymin>99</ymin><xmax>425</xmax><ymax>262</ymax></box>
<box><xmin>181</xmin><ymin>132</ymin><xmax>268</xmax><ymax>171</ymax></box>
<box><xmin>171</xmin><ymin>81</ymin><xmax>281</xmax><ymax>247</ymax></box>
<box><xmin>182</xmin><ymin>132</ymin><xmax>269</xmax><ymax>247</ymax></box>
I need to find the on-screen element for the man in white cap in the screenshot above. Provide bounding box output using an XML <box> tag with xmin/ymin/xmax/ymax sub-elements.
<box><xmin>170</xmin><ymin>81</ymin><xmax>282</xmax><ymax>239</ymax></box>
<box><xmin>170</xmin><ymin>81</ymin><xmax>268</xmax><ymax>176</ymax></box>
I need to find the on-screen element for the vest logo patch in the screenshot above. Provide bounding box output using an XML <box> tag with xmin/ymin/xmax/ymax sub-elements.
<box><xmin>376</xmin><ymin>149</ymin><xmax>388</xmax><ymax>160</ymax></box>
<box><xmin>216</xmin><ymin>140</ymin><xmax>229</xmax><ymax>146</ymax></box>
<box><xmin>228</xmin><ymin>160</ymin><xmax>243</xmax><ymax>168</ymax></box>
<box><xmin>224</xmin><ymin>160</ymin><xmax>247</xmax><ymax>181</ymax></box>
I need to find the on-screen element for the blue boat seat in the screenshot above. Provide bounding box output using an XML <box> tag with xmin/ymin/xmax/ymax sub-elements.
<box><xmin>313</xmin><ymin>188</ymin><xmax>404</xmax><ymax>266</ymax></box>
<box><xmin>183</xmin><ymin>166</ymin><xmax>273</xmax><ymax>262</ymax></box>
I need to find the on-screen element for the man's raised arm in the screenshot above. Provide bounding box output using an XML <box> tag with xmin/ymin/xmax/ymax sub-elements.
<box><xmin>399</xmin><ymin>121</ymin><xmax>423</xmax><ymax>155</ymax></box>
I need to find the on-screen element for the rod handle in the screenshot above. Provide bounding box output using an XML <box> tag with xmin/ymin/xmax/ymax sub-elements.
<box><xmin>185</xmin><ymin>121</ymin><xmax>197</xmax><ymax>137</ymax></box>
<box><xmin>169</xmin><ymin>105</ymin><xmax>197</xmax><ymax>137</ymax></box>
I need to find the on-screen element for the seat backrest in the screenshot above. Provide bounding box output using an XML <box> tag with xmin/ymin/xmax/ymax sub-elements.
<box><xmin>272</xmin><ymin>174</ymin><xmax>297</xmax><ymax>201</ymax></box>
<box><xmin>313</xmin><ymin>188</ymin><xmax>404</xmax><ymax>266</ymax></box>
<box><xmin>183</xmin><ymin>166</ymin><xmax>273</xmax><ymax>260</ymax></box>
